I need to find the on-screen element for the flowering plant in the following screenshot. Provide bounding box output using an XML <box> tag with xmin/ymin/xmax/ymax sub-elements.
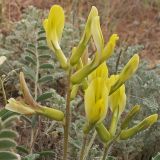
<box><xmin>5</xmin><ymin>5</ymin><xmax>158</xmax><ymax>160</ymax></box>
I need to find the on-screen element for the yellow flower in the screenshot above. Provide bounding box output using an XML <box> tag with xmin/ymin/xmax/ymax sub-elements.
<box><xmin>70</xmin><ymin>6</ymin><xmax>98</xmax><ymax>66</ymax></box>
<box><xmin>88</xmin><ymin>62</ymin><xmax>108</xmax><ymax>82</ymax></box>
<box><xmin>5</xmin><ymin>98</ymin><xmax>64</xmax><ymax>121</ymax></box>
<box><xmin>91</xmin><ymin>16</ymin><xmax>104</xmax><ymax>54</ymax></box>
<box><xmin>71</xmin><ymin>34</ymin><xmax>119</xmax><ymax>85</ymax></box>
<box><xmin>110</xmin><ymin>54</ymin><xmax>139</xmax><ymax>95</ymax></box>
<box><xmin>6</xmin><ymin>98</ymin><xmax>36</xmax><ymax>115</ymax></box>
<box><xmin>100</xmin><ymin>34</ymin><xmax>119</xmax><ymax>63</ymax></box>
<box><xmin>85</xmin><ymin>78</ymin><xmax>108</xmax><ymax>125</ymax></box>
<box><xmin>43</xmin><ymin>5</ymin><xmax>67</xmax><ymax>69</ymax></box>
<box><xmin>109</xmin><ymin>75</ymin><xmax>126</xmax><ymax>116</ymax></box>
<box><xmin>43</xmin><ymin>5</ymin><xmax>64</xmax><ymax>50</ymax></box>
<box><xmin>5</xmin><ymin>72</ymin><xmax>64</xmax><ymax>121</ymax></box>
<box><xmin>108</xmin><ymin>75</ymin><xmax>126</xmax><ymax>136</ymax></box>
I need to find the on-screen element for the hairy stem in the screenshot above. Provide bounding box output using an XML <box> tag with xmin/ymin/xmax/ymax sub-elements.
<box><xmin>79</xmin><ymin>134</ymin><xmax>88</xmax><ymax>160</ymax></box>
<box><xmin>83</xmin><ymin>131</ymin><xmax>97</xmax><ymax>160</ymax></box>
<box><xmin>30</xmin><ymin>32</ymin><xmax>39</xmax><ymax>153</ymax></box>
<box><xmin>101</xmin><ymin>131</ymin><xmax>121</xmax><ymax>160</ymax></box>
<box><xmin>34</xmin><ymin>35</ymin><xmax>39</xmax><ymax>100</ymax></box>
<box><xmin>0</xmin><ymin>77</ymin><xmax>7</xmax><ymax>105</ymax></box>
<box><xmin>63</xmin><ymin>69</ymin><xmax>72</xmax><ymax>160</ymax></box>
<box><xmin>101</xmin><ymin>142</ymin><xmax>112</xmax><ymax>160</ymax></box>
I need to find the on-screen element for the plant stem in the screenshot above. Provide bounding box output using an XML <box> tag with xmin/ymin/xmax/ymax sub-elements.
<box><xmin>101</xmin><ymin>132</ymin><xmax>120</xmax><ymax>160</ymax></box>
<box><xmin>34</xmin><ymin>33</ymin><xmax>39</xmax><ymax>100</ymax></box>
<box><xmin>79</xmin><ymin>134</ymin><xmax>88</xmax><ymax>160</ymax></box>
<box><xmin>83</xmin><ymin>131</ymin><xmax>97</xmax><ymax>160</ymax></box>
<box><xmin>63</xmin><ymin>69</ymin><xmax>72</xmax><ymax>160</ymax></box>
<box><xmin>101</xmin><ymin>142</ymin><xmax>112</xmax><ymax>160</ymax></box>
<box><xmin>30</xmin><ymin>31</ymin><xmax>39</xmax><ymax>153</ymax></box>
<box><xmin>0</xmin><ymin>77</ymin><xmax>7</xmax><ymax>105</ymax></box>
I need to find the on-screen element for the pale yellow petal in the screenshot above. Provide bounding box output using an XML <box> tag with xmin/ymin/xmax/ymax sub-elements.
<box><xmin>5</xmin><ymin>98</ymin><xmax>36</xmax><ymax>115</ymax></box>
<box><xmin>109</xmin><ymin>75</ymin><xmax>126</xmax><ymax>116</ymax></box>
<box><xmin>85</xmin><ymin>78</ymin><xmax>108</xmax><ymax>124</ymax></box>
<box><xmin>89</xmin><ymin>62</ymin><xmax>108</xmax><ymax>81</ymax></box>
<box><xmin>91</xmin><ymin>16</ymin><xmax>104</xmax><ymax>53</ymax></box>
<box><xmin>101</xmin><ymin>34</ymin><xmax>119</xmax><ymax>63</ymax></box>
<box><xmin>48</xmin><ymin>5</ymin><xmax>64</xmax><ymax>41</ymax></box>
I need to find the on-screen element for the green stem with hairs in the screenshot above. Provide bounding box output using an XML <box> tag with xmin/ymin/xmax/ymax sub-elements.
<box><xmin>0</xmin><ymin>77</ymin><xmax>7</xmax><ymax>105</ymax></box>
<box><xmin>101</xmin><ymin>142</ymin><xmax>112</xmax><ymax>160</ymax></box>
<box><xmin>63</xmin><ymin>69</ymin><xmax>72</xmax><ymax>160</ymax></box>
<box><xmin>83</xmin><ymin>131</ymin><xmax>97</xmax><ymax>160</ymax></box>
<box><xmin>79</xmin><ymin>134</ymin><xmax>88</xmax><ymax>160</ymax></box>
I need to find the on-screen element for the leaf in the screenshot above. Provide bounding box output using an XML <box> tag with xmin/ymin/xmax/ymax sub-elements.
<box><xmin>0</xmin><ymin>109</ymin><xmax>17</xmax><ymax>121</ymax></box>
<box><xmin>2</xmin><ymin>115</ymin><xmax>19</xmax><ymax>128</ymax></box>
<box><xmin>38</xmin><ymin>30</ymin><xmax>45</xmax><ymax>35</ymax></box>
<box><xmin>38</xmin><ymin>75</ymin><xmax>53</xmax><ymax>83</ymax></box>
<box><xmin>152</xmin><ymin>153</ymin><xmax>160</xmax><ymax>160</ymax></box>
<box><xmin>16</xmin><ymin>146</ymin><xmax>29</xmax><ymax>154</ymax></box>
<box><xmin>0</xmin><ymin>109</ymin><xmax>10</xmax><ymax>118</ymax></box>
<box><xmin>37</xmin><ymin>150</ymin><xmax>55</xmax><ymax>157</ymax></box>
<box><xmin>23</xmin><ymin>66</ymin><xmax>36</xmax><ymax>81</ymax></box>
<box><xmin>37</xmin><ymin>92</ymin><xmax>53</xmax><ymax>102</ymax></box>
<box><xmin>25</xmin><ymin>49</ymin><xmax>35</xmax><ymax>56</ymax></box>
<box><xmin>28</xmin><ymin>44</ymin><xmax>35</xmax><ymax>48</ymax></box>
<box><xmin>37</xmin><ymin>36</ymin><xmax>46</xmax><ymax>41</ymax></box>
<box><xmin>24</xmin><ymin>55</ymin><xmax>36</xmax><ymax>65</ymax></box>
<box><xmin>0</xmin><ymin>151</ymin><xmax>20</xmax><ymax>160</ymax></box>
<box><xmin>106</xmin><ymin>156</ymin><xmax>117</xmax><ymax>160</ymax></box>
<box><xmin>38</xmin><ymin>54</ymin><xmax>51</xmax><ymax>59</ymax></box>
<box><xmin>22</xmin><ymin>154</ymin><xmax>40</xmax><ymax>160</ymax></box>
<box><xmin>37</xmin><ymin>45</ymin><xmax>48</xmax><ymax>50</ymax></box>
<box><xmin>0</xmin><ymin>138</ymin><xmax>17</xmax><ymax>149</ymax></box>
<box><xmin>0</xmin><ymin>129</ymin><xmax>18</xmax><ymax>139</ymax></box>
<box><xmin>39</xmin><ymin>63</ymin><xmax>54</xmax><ymax>69</ymax></box>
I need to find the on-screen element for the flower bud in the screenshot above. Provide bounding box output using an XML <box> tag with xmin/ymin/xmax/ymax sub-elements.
<box><xmin>70</xmin><ymin>85</ymin><xmax>79</xmax><ymax>100</ymax></box>
<box><xmin>120</xmin><ymin>114</ymin><xmax>158</xmax><ymax>140</ymax></box>
<box><xmin>70</xmin><ymin>6</ymin><xmax>98</xmax><ymax>66</ymax></box>
<box><xmin>110</xmin><ymin>54</ymin><xmax>139</xmax><ymax>95</ymax></box>
<box><xmin>96</xmin><ymin>123</ymin><xmax>111</xmax><ymax>143</ymax></box>
<box><xmin>100</xmin><ymin>34</ymin><xmax>119</xmax><ymax>63</ymax></box>
<box><xmin>121</xmin><ymin>105</ymin><xmax>141</xmax><ymax>129</ymax></box>
<box><xmin>37</xmin><ymin>106</ymin><xmax>64</xmax><ymax>121</ymax></box>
